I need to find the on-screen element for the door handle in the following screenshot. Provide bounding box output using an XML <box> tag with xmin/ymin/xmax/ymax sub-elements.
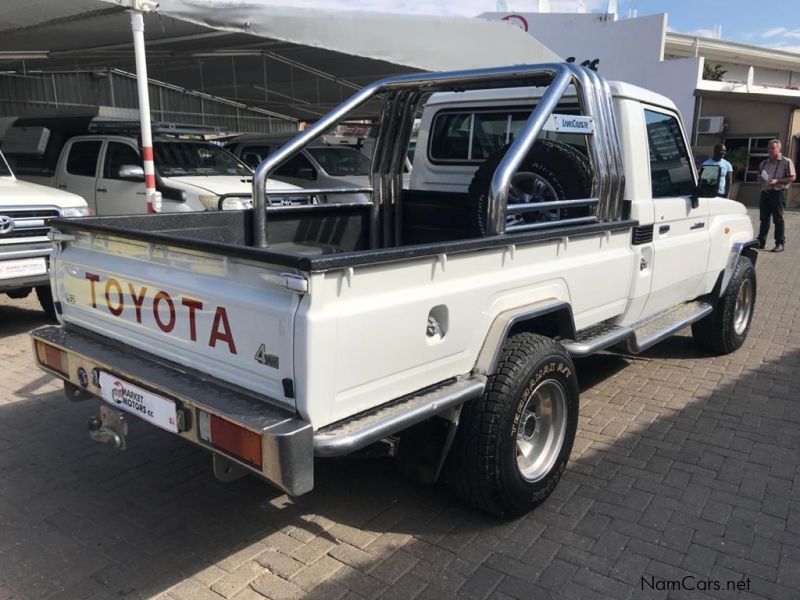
<box><xmin>690</xmin><ymin>222</ymin><xmax>705</xmax><ymax>230</ymax></box>
<box><xmin>57</xmin><ymin>184</ymin><xmax>67</xmax><ymax>189</ymax></box>
<box><xmin>659</xmin><ymin>224</ymin><xmax>670</xmax><ymax>234</ymax></box>
<box><xmin>96</xmin><ymin>188</ymin><xmax>108</xmax><ymax>193</ymax></box>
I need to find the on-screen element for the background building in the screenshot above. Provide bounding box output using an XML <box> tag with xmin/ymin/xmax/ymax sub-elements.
<box><xmin>480</xmin><ymin>10</ymin><xmax>800</xmax><ymax>206</ymax></box>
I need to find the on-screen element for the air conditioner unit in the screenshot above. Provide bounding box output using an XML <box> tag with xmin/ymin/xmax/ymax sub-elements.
<box><xmin>697</xmin><ymin>116</ymin><xmax>725</xmax><ymax>134</ymax></box>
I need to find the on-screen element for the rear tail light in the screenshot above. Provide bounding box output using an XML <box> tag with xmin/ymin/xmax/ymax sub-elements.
<box><xmin>34</xmin><ymin>341</ymin><xmax>68</xmax><ymax>376</ymax></box>
<box><xmin>198</xmin><ymin>410</ymin><xmax>263</xmax><ymax>468</ymax></box>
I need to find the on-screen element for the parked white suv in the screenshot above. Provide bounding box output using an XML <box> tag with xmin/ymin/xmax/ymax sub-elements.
<box><xmin>3</xmin><ymin>122</ymin><xmax>310</xmax><ymax>214</ymax></box>
<box><xmin>0</xmin><ymin>149</ymin><xmax>87</xmax><ymax>318</ymax></box>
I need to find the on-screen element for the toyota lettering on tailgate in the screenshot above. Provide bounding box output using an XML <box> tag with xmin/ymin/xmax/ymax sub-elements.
<box><xmin>84</xmin><ymin>272</ymin><xmax>238</xmax><ymax>354</ymax></box>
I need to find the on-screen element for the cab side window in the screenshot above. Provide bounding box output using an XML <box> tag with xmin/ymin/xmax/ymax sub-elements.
<box><xmin>644</xmin><ymin>109</ymin><xmax>694</xmax><ymax>198</ymax></box>
<box><xmin>103</xmin><ymin>142</ymin><xmax>141</xmax><ymax>179</ymax></box>
<box><xmin>275</xmin><ymin>153</ymin><xmax>316</xmax><ymax>179</ymax></box>
<box><xmin>241</xmin><ymin>145</ymin><xmax>271</xmax><ymax>169</ymax></box>
<box><xmin>66</xmin><ymin>141</ymin><xmax>102</xmax><ymax>177</ymax></box>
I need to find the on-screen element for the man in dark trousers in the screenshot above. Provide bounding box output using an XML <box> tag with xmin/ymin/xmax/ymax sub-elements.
<box><xmin>758</xmin><ymin>139</ymin><xmax>796</xmax><ymax>253</ymax></box>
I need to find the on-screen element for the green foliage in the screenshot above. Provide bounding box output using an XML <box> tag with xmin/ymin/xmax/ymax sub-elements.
<box><xmin>703</xmin><ymin>63</ymin><xmax>727</xmax><ymax>81</ymax></box>
<box><xmin>726</xmin><ymin>147</ymin><xmax>748</xmax><ymax>172</ymax></box>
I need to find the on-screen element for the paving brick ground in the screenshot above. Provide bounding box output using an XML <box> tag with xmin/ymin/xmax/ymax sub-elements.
<box><xmin>0</xmin><ymin>210</ymin><xmax>798</xmax><ymax>600</ymax></box>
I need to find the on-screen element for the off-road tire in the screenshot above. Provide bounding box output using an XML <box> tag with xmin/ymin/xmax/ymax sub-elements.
<box><xmin>35</xmin><ymin>285</ymin><xmax>58</xmax><ymax>321</ymax></box>
<box><xmin>692</xmin><ymin>257</ymin><xmax>756</xmax><ymax>354</ymax></box>
<box><xmin>446</xmin><ymin>333</ymin><xmax>579</xmax><ymax>517</ymax></box>
<box><xmin>466</xmin><ymin>139</ymin><xmax>593</xmax><ymax>237</ymax></box>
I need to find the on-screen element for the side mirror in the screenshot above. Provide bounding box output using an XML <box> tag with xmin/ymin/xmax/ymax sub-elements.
<box><xmin>117</xmin><ymin>164</ymin><xmax>145</xmax><ymax>181</ymax></box>
<box><xmin>696</xmin><ymin>164</ymin><xmax>721</xmax><ymax>199</ymax></box>
<box><xmin>296</xmin><ymin>167</ymin><xmax>317</xmax><ymax>181</ymax></box>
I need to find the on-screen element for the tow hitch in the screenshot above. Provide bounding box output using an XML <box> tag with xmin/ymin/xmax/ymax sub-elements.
<box><xmin>88</xmin><ymin>405</ymin><xmax>128</xmax><ymax>450</ymax></box>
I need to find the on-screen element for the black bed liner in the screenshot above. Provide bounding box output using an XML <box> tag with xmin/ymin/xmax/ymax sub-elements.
<box><xmin>52</xmin><ymin>209</ymin><xmax>637</xmax><ymax>273</ymax></box>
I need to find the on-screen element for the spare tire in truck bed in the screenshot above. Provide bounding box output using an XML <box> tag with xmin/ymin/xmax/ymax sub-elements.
<box><xmin>466</xmin><ymin>139</ymin><xmax>593</xmax><ymax>237</ymax></box>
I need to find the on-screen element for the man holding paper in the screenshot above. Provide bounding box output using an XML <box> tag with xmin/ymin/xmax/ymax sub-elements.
<box><xmin>757</xmin><ymin>139</ymin><xmax>796</xmax><ymax>253</ymax></box>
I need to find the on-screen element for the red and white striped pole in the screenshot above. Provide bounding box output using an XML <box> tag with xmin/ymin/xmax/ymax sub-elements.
<box><xmin>131</xmin><ymin>2</ymin><xmax>161</xmax><ymax>213</ymax></box>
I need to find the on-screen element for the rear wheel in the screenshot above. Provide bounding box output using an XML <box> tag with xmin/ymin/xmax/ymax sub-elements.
<box><xmin>692</xmin><ymin>257</ymin><xmax>756</xmax><ymax>354</ymax></box>
<box><xmin>35</xmin><ymin>285</ymin><xmax>58</xmax><ymax>321</ymax></box>
<box><xmin>446</xmin><ymin>333</ymin><xmax>579</xmax><ymax>517</ymax></box>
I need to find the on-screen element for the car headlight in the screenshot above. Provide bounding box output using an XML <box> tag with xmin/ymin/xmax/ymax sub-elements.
<box><xmin>61</xmin><ymin>207</ymin><xmax>90</xmax><ymax>217</ymax></box>
<box><xmin>220</xmin><ymin>197</ymin><xmax>252</xmax><ymax>211</ymax></box>
<box><xmin>199</xmin><ymin>195</ymin><xmax>221</xmax><ymax>210</ymax></box>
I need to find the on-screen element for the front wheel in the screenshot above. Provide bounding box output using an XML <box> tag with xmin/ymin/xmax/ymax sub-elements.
<box><xmin>446</xmin><ymin>333</ymin><xmax>579</xmax><ymax>517</ymax></box>
<box><xmin>35</xmin><ymin>285</ymin><xmax>58</xmax><ymax>321</ymax></box>
<box><xmin>692</xmin><ymin>256</ymin><xmax>756</xmax><ymax>354</ymax></box>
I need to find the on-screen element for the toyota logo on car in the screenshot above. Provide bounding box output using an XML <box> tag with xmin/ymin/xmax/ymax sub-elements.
<box><xmin>0</xmin><ymin>215</ymin><xmax>13</xmax><ymax>235</ymax></box>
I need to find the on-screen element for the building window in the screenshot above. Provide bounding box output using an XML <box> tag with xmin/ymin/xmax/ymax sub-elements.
<box><xmin>724</xmin><ymin>137</ymin><xmax>774</xmax><ymax>182</ymax></box>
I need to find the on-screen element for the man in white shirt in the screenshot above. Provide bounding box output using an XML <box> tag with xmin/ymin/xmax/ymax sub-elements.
<box><xmin>701</xmin><ymin>144</ymin><xmax>733</xmax><ymax>197</ymax></box>
<box><xmin>757</xmin><ymin>139</ymin><xmax>796</xmax><ymax>253</ymax></box>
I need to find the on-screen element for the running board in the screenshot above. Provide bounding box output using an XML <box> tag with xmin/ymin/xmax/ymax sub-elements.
<box><xmin>313</xmin><ymin>375</ymin><xmax>487</xmax><ymax>457</ymax></box>
<box><xmin>563</xmin><ymin>300</ymin><xmax>713</xmax><ymax>357</ymax></box>
<box><xmin>625</xmin><ymin>300</ymin><xmax>713</xmax><ymax>353</ymax></box>
<box><xmin>562</xmin><ymin>322</ymin><xmax>633</xmax><ymax>356</ymax></box>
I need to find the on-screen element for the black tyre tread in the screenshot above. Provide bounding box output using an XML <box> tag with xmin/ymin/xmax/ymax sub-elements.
<box><xmin>447</xmin><ymin>332</ymin><xmax>573</xmax><ymax>516</ymax></box>
<box><xmin>466</xmin><ymin>139</ymin><xmax>593</xmax><ymax>237</ymax></box>
<box><xmin>35</xmin><ymin>285</ymin><xmax>58</xmax><ymax>322</ymax></box>
<box><xmin>692</xmin><ymin>257</ymin><xmax>756</xmax><ymax>354</ymax></box>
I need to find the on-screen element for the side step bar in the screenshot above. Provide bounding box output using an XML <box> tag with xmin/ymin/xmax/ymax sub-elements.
<box><xmin>562</xmin><ymin>322</ymin><xmax>633</xmax><ymax>356</ymax></box>
<box><xmin>314</xmin><ymin>375</ymin><xmax>487</xmax><ymax>457</ymax></box>
<box><xmin>625</xmin><ymin>300</ymin><xmax>712</xmax><ymax>353</ymax></box>
<box><xmin>562</xmin><ymin>300</ymin><xmax>713</xmax><ymax>357</ymax></box>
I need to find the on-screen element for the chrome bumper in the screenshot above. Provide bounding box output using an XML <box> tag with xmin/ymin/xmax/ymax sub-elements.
<box><xmin>30</xmin><ymin>325</ymin><xmax>314</xmax><ymax>496</ymax></box>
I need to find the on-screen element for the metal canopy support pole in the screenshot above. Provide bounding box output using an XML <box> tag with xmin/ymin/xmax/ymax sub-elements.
<box><xmin>130</xmin><ymin>1</ymin><xmax>161</xmax><ymax>213</ymax></box>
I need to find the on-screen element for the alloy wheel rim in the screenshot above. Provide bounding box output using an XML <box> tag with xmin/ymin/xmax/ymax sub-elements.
<box><xmin>516</xmin><ymin>379</ymin><xmax>567</xmax><ymax>482</ymax></box>
<box><xmin>508</xmin><ymin>172</ymin><xmax>560</xmax><ymax>221</ymax></box>
<box><xmin>733</xmin><ymin>278</ymin><xmax>753</xmax><ymax>336</ymax></box>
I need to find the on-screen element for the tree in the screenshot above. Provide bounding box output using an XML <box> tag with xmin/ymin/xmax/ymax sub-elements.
<box><xmin>703</xmin><ymin>63</ymin><xmax>727</xmax><ymax>81</ymax></box>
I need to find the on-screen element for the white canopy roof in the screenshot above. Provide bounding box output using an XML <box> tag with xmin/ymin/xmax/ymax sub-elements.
<box><xmin>0</xmin><ymin>0</ymin><xmax>562</xmax><ymax>120</ymax></box>
<box><xmin>138</xmin><ymin>0</ymin><xmax>562</xmax><ymax>72</ymax></box>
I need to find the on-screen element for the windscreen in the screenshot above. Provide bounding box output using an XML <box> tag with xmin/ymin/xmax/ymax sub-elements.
<box><xmin>154</xmin><ymin>142</ymin><xmax>251</xmax><ymax>177</ymax></box>
<box><xmin>307</xmin><ymin>147</ymin><xmax>371</xmax><ymax>176</ymax></box>
<box><xmin>0</xmin><ymin>153</ymin><xmax>12</xmax><ymax>177</ymax></box>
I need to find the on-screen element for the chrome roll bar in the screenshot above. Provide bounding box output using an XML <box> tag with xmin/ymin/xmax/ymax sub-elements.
<box><xmin>252</xmin><ymin>63</ymin><xmax>625</xmax><ymax>247</ymax></box>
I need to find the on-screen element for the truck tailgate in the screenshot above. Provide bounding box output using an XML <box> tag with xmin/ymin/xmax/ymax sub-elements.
<box><xmin>52</xmin><ymin>231</ymin><xmax>302</xmax><ymax>407</ymax></box>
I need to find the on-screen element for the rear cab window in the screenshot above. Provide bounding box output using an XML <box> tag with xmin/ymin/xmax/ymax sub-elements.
<box><xmin>428</xmin><ymin>103</ymin><xmax>588</xmax><ymax>166</ymax></box>
<box><xmin>66</xmin><ymin>140</ymin><xmax>102</xmax><ymax>178</ymax></box>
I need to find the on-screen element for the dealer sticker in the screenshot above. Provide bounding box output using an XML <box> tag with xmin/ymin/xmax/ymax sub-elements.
<box><xmin>98</xmin><ymin>372</ymin><xmax>179</xmax><ymax>433</ymax></box>
<box><xmin>0</xmin><ymin>257</ymin><xmax>47</xmax><ymax>280</ymax></box>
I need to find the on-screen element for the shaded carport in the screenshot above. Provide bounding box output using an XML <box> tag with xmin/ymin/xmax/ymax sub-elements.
<box><xmin>0</xmin><ymin>0</ymin><xmax>561</xmax><ymax>122</ymax></box>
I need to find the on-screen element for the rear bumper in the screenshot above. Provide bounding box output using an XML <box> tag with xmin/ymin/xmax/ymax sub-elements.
<box><xmin>30</xmin><ymin>325</ymin><xmax>314</xmax><ymax>496</ymax></box>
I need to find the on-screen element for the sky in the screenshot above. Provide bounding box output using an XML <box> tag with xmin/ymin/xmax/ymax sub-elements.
<box><xmin>262</xmin><ymin>0</ymin><xmax>800</xmax><ymax>54</ymax></box>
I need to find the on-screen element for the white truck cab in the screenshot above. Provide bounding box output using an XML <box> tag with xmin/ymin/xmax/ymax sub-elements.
<box><xmin>0</xmin><ymin>149</ymin><xmax>87</xmax><ymax>317</ymax></box>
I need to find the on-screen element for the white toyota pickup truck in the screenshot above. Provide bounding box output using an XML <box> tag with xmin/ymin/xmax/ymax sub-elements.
<box><xmin>31</xmin><ymin>64</ymin><xmax>757</xmax><ymax>516</ymax></box>
<box><xmin>0</xmin><ymin>149</ymin><xmax>88</xmax><ymax>318</ymax></box>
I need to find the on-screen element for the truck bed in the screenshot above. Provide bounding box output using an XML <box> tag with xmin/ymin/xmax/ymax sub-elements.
<box><xmin>53</xmin><ymin>204</ymin><xmax>637</xmax><ymax>273</ymax></box>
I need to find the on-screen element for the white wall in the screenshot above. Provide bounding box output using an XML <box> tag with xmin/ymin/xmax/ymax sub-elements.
<box><xmin>478</xmin><ymin>12</ymin><xmax>701</xmax><ymax>125</ymax></box>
